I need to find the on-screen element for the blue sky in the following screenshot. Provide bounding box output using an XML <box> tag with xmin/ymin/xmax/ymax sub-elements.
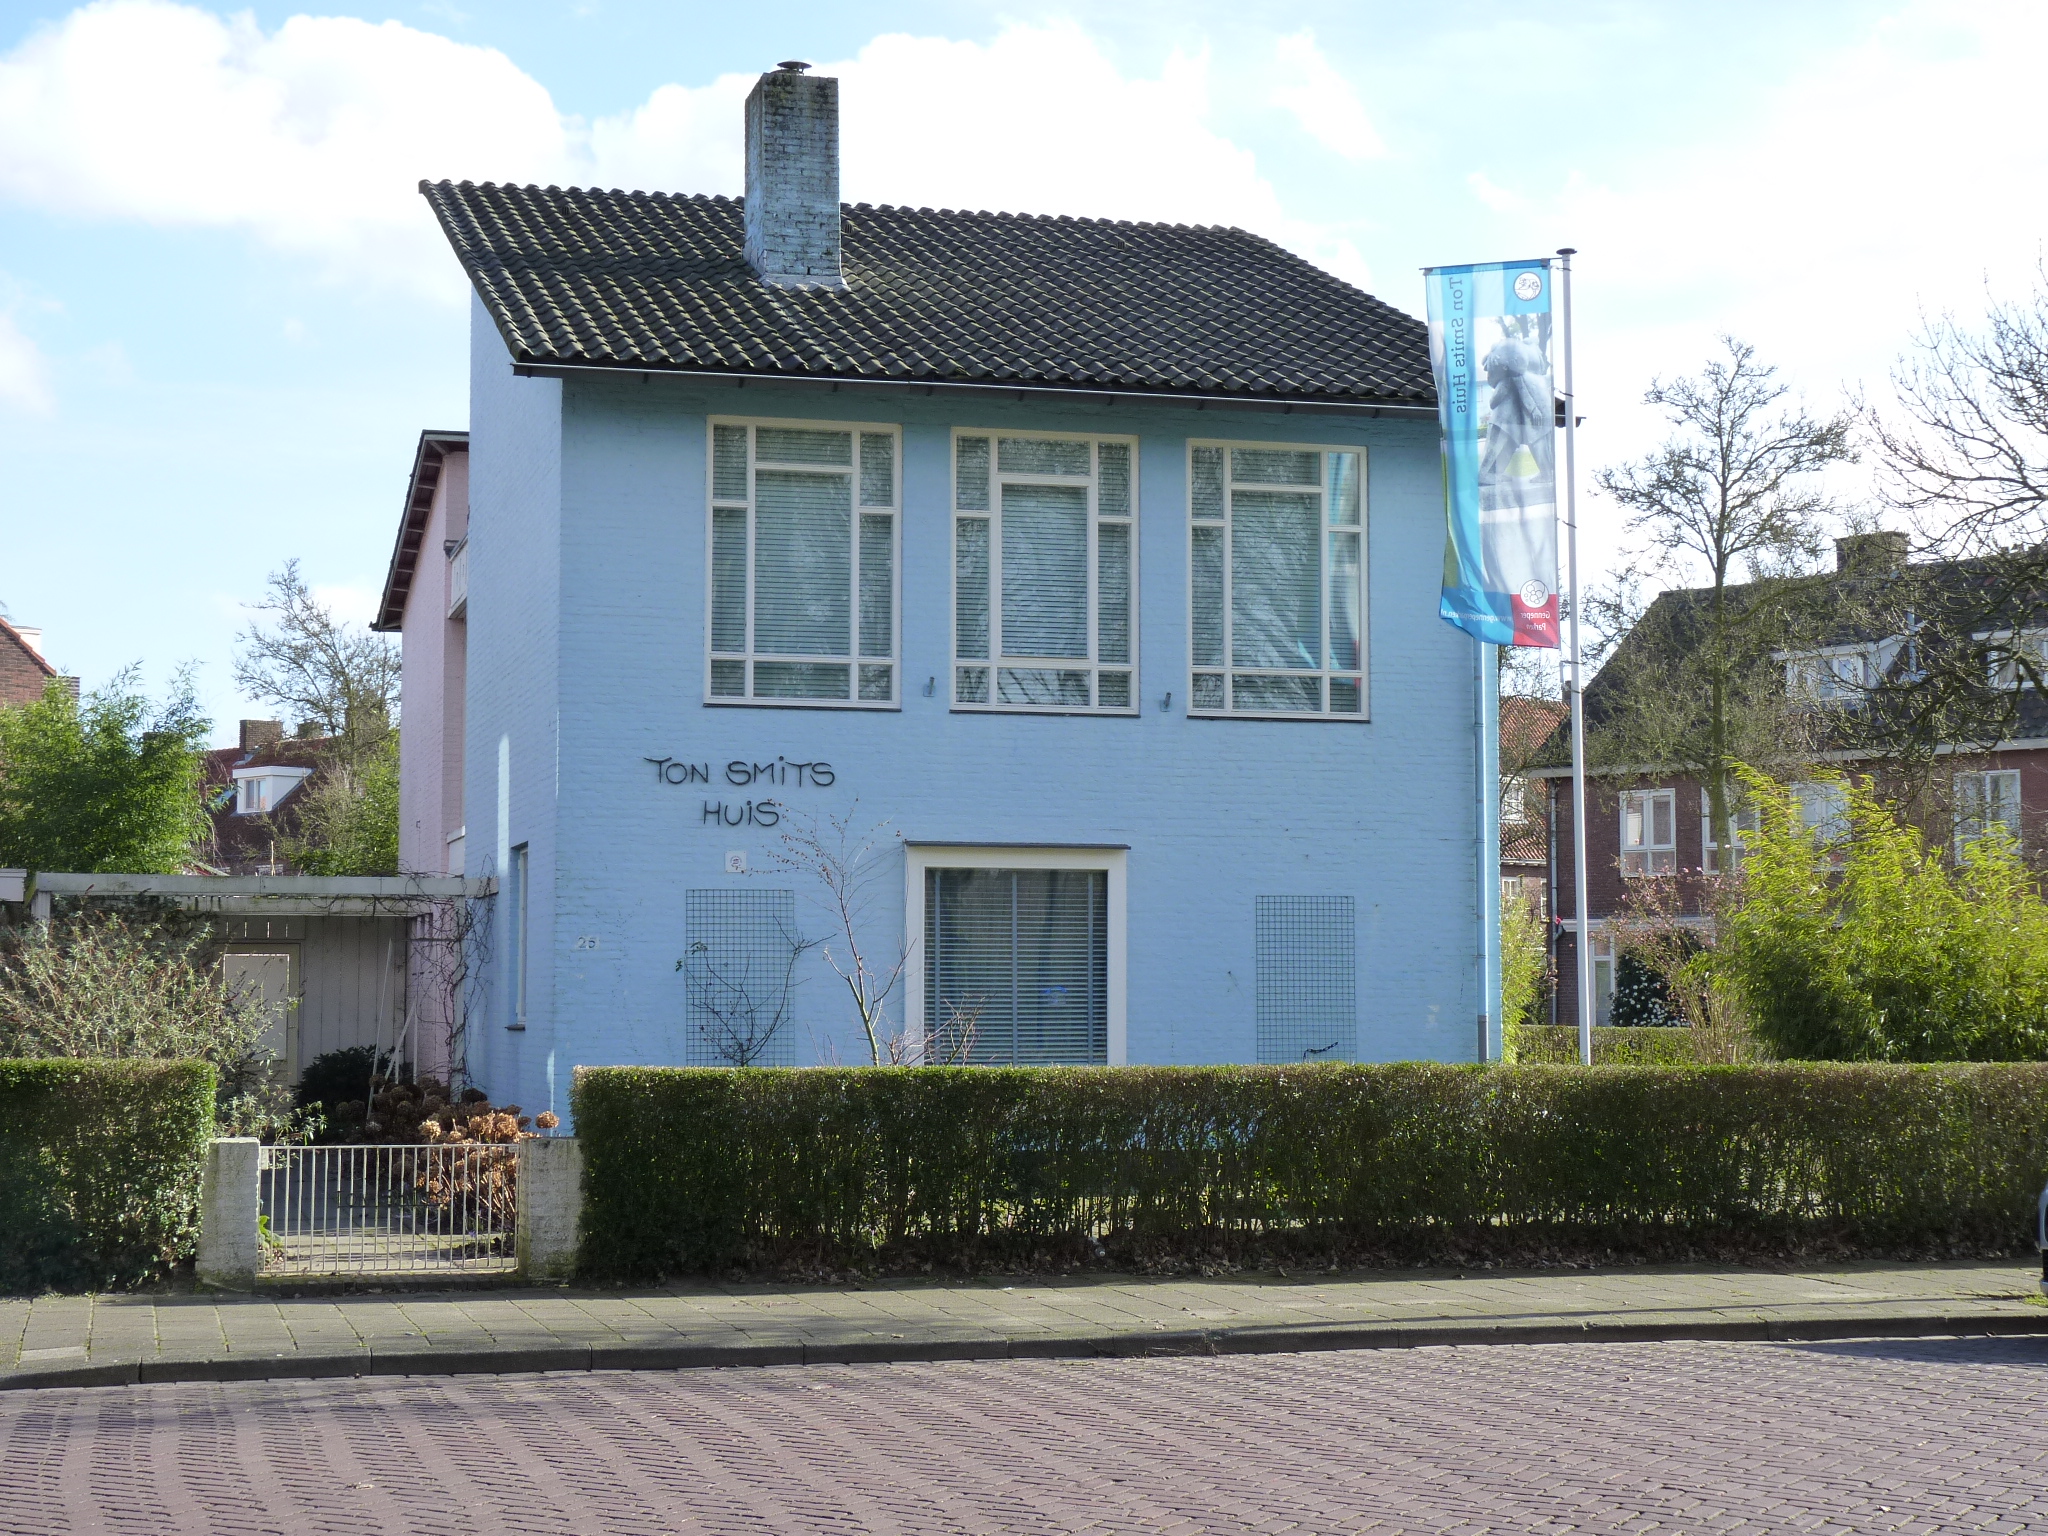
<box><xmin>0</xmin><ymin>0</ymin><xmax>2040</xmax><ymax>739</ymax></box>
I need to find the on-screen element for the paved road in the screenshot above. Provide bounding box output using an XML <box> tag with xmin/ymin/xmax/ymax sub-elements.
<box><xmin>4</xmin><ymin>1337</ymin><xmax>2045</xmax><ymax>1534</ymax></box>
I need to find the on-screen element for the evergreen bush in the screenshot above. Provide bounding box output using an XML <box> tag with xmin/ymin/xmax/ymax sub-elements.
<box><xmin>0</xmin><ymin>1058</ymin><xmax>215</xmax><ymax>1292</ymax></box>
<box><xmin>572</xmin><ymin>1061</ymin><xmax>2048</xmax><ymax>1279</ymax></box>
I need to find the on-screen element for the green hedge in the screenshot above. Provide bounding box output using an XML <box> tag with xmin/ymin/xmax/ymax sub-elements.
<box><xmin>574</xmin><ymin>1063</ymin><xmax>2048</xmax><ymax>1279</ymax></box>
<box><xmin>1517</xmin><ymin>1026</ymin><xmax>1703</xmax><ymax>1065</ymax></box>
<box><xmin>0</xmin><ymin>1059</ymin><xmax>216</xmax><ymax>1292</ymax></box>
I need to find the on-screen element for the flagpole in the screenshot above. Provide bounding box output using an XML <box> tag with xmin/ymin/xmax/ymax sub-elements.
<box><xmin>1557</xmin><ymin>247</ymin><xmax>1595</xmax><ymax>1067</ymax></box>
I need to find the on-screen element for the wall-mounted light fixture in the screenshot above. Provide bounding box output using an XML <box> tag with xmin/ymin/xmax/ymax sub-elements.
<box><xmin>1162</xmin><ymin>692</ymin><xmax>1173</xmax><ymax>711</ymax></box>
<box><xmin>923</xmin><ymin>676</ymin><xmax>936</xmax><ymax>697</ymax></box>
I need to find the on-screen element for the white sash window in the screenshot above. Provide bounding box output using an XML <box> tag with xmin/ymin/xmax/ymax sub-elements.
<box><xmin>1954</xmin><ymin>769</ymin><xmax>2022</xmax><ymax>856</ymax></box>
<box><xmin>951</xmin><ymin>432</ymin><xmax>1138</xmax><ymax>713</ymax></box>
<box><xmin>706</xmin><ymin>418</ymin><xmax>899</xmax><ymax>707</ymax></box>
<box><xmin>1188</xmin><ymin>441</ymin><xmax>1366</xmax><ymax>718</ymax></box>
<box><xmin>1619</xmin><ymin>788</ymin><xmax>1675</xmax><ymax>876</ymax></box>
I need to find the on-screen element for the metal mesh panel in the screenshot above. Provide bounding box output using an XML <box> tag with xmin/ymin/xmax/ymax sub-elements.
<box><xmin>927</xmin><ymin>868</ymin><xmax>1107</xmax><ymax>1065</ymax></box>
<box><xmin>1255</xmin><ymin>896</ymin><xmax>1356</xmax><ymax>1063</ymax></box>
<box><xmin>684</xmin><ymin>889</ymin><xmax>801</xmax><ymax>1066</ymax></box>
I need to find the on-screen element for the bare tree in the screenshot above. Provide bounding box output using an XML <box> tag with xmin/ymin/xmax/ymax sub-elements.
<box><xmin>767</xmin><ymin>804</ymin><xmax>981</xmax><ymax>1067</ymax></box>
<box><xmin>1595</xmin><ymin>337</ymin><xmax>1856</xmax><ymax>856</ymax></box>
<box><xmin>234</xmin><ymin>561</ymin><xmax>401</xmax><ymax>765</ymax></box>
<box><xmin>677</xmin><ymin>914</ymin><xmax>816</xmax><ymax>1067</ymax></box>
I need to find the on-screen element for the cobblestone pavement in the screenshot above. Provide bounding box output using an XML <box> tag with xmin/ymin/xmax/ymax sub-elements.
<box><xmin>4</xmin><ymin>1335</ymin><xmax>2046</xmax><ymax>1535</ymax></box>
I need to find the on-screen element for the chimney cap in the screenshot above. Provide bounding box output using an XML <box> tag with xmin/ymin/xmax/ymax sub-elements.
<box><xmin>776</xmin><ymin>59</ymin><xmax>811</xmax><ymax>72</ymax></box>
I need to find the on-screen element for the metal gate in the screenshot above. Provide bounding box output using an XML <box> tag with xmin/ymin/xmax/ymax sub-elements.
<box><xmin>259</xmin><ymin>1144</ymin><xmax>518</xmax><ymax>1277</ymax></box>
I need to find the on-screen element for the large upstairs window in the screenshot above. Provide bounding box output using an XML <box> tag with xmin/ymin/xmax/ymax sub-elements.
<box><xmin>951</xmin><ymin>432</ymin><xmax>1137</xmax><ymax>713</ymax></box>
<box><xmin>707</xmin><ymin>419</ymin><xmax>899</xmax><ymax>708</ymax></box>
<box><xmin>1189</xmin><ymin>442</ymin><xmax>1366</xmax><ymax>718</ymax></box>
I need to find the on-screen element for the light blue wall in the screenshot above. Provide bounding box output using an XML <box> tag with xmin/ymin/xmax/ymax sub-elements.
<box><xmin>461</xmin><ymin>318</ymin><xmax>1490</xmax><ymax>1113</ymax></box>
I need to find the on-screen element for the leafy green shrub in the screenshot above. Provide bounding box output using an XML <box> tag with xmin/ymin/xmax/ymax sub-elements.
<box><xmin>1499</xmin><ymin>894</ymin><xmax>1550</xmax><ymax>1061</ymax></box>
<box><xmin>0</xmin><ymin>1058</ymin><xmax>215</xmax><ymax>1292</ymax></box>
<box><xmin>1720</xmin><ymin>769</ymin><xmax>2048</xmax><ymax>1060</ymax></box>
<box><xmin>1515</xmin><ymin>1026</ymin><xmax>1703</xmax><ymax>1065</ymax></box>
<box><xmin>572</xmin><ymin>1062</ymin><xmax>2048</xmax><ymax>1279</ymax></box>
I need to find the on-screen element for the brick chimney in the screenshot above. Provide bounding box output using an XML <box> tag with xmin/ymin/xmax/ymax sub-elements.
<box><xmin>744</xmin><ymin>62</ymin><xmax>844</xmax><ymax>290</ymax></box>
<box><xmin>239</xmin><ymin>718</ymin><xmax>283</xmax><ymax>752</ymax></box>
<box><xmin>1835</xmin><ymin>531</ymin><xmax>1909</xmax><ymax>573</ymax></box>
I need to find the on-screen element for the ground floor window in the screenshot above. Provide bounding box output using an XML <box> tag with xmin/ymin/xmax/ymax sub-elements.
<box><xmin>923</xmin><ymin>866</ymin><xmax>1110</xmax><ymax>1064</ymax></box>
<box><xmin>1590</xmin><ymin>931</ymin><xmax>1616</xmax><ymax>1026</ymax></box>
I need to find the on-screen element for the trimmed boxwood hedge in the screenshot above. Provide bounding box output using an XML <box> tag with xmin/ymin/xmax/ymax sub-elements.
<box><xmin>573</xmin><ymin>1063</ymin><xmax>2048</xmax><ymax>1279</ymax></box>
<box><xmin>1518</xmin><ymin>1026</ymin><xmax>1702</xmax><ymax>1065</ymax></box>
<box><xmin>0</xmin><ymin>1059</ymin><xmax>216</xmax><ymax>1293</ymax></box>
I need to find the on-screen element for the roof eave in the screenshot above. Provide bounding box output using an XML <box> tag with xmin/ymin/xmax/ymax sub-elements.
<box><xmin>505</xmin><ymin>359</ymin><xmax>1438</xmax><ymax>418</ymax></box>
<box><xmin>373</xmin><ymin>429</ymin><xmax>470</xmax><ymax>633</ymax></box>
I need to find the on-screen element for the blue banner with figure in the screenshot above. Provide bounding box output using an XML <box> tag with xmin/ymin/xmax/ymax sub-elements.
<box><xmin>1426</xmin><ymin>259</ymin><xmax>1560</xmax><ymax>648</ymax></box>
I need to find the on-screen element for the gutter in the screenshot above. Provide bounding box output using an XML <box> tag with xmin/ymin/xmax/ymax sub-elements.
<box><xmin>1526</xmin><ymin>736</ymin><xmax>2048</xmax><ymax>781</ymax></box>
<box><xmin>506</xmin><ymin>361</ymin><xmax>1440</xmax><ymax>421</ymax></box>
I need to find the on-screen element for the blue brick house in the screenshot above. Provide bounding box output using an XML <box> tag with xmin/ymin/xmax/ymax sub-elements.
<box><xmin>404</xmin><ymin>63</ymin><xmax>1500</xmax><ymax>1115</ymax></box>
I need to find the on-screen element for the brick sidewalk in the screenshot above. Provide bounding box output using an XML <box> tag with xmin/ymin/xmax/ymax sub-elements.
<box><xmin>4</xmin><ymin>1260</ymin><xmax>2043</xmax><ymax>1392</ymax></box>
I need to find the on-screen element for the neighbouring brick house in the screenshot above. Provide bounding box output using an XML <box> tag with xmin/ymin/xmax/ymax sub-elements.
<box><xmin>1500</xmin><ymin>695</ymin><xmax>1565</xmax><ymax>913</ymax></box>
<box><xmin>395</xmin><ymin>60</ymin><xmax>1509</xmax><ymax>1114</ymax></box>
<box><xmin>0</xmin><ymin>617</ymin><xmax>75</xmax><ymax>707</ymax></box>
<box><xmin>200</xmin><ymin>718</ymin><xmax>335</xmax><ymax>876</ymax></box>
<box><xmin>1533</xmin><ymin>532</ymin><xmax>2048</xmax><ymax>1024</ymax></box>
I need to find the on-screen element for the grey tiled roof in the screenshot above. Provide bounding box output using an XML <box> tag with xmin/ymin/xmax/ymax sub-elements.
<box><xmin>420</xmin><ymin>181</ymin><xmax>1435</xmax><ymax>407</ymax></box>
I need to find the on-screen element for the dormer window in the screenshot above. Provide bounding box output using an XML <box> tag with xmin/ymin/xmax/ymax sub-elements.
<box><xmin>232</xmin><ymin>767</ymin><xmax>312</xmax><ymax>816</ymax></box>
<box><xmin>1985</xmin><ymin>630</ymin><xmax>2048</xmax><ymax>690</ymax></box>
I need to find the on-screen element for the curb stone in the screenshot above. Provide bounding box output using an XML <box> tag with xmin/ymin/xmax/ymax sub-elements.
<box><xmin>6</xmin><ymin>1310</ymin><xmax>2048</xmax><ymax>1394</ymax></box>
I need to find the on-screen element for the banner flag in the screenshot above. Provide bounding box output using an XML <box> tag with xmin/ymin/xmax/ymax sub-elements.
<box><xmin>1426</xmin><ymin>259</ymin><xmax>1561</xmax><ymax>648</ymax></box>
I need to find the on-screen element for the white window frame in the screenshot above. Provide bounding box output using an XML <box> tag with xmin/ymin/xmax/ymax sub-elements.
<box><xmin>1781</xmin><ymin>642</ymin><xmax>1877</xmax><ymax>706</ymax></box>
<box><xmin>1700</xmin><ymin>788</ymin><xmax>1760</xmax><ymax>873</ymax></box>
<box><xmin>231</xmin><ymin>766</ymin><xmax>312</xmax><ymax>816</ymax></box>
<box><xmin>1791</xmin><ymin>780</ymin><xmax>1850</xmax><ymax>846</ymax></box>
<box><xmin>903</xmin><ymin>843</ymin><xmax>1127</xmax><ymax>1065</ymax></box>
<box><xmin>1954</xmin><ymin>768</ymin><xmax>2022</xmax><ymax>857</ymax></box>
<box><xmin>1981</xmin><ymin>628</ymin><xmax>2048</xmax><ymax>690</ymax></box>
<box><xmin>1618</xmin><ymin>788</ymin><xmax>1676</xmax><ymax>876</ymax></box>
<box><xmin>1590</xmin><ymin>931</ymin><xmax>1616</xmax><ymax>1027</ymax></box>
<box><xmin>949</xmin><ymin>429</ymin><xmax>1139</xmax><ymax>715</ymax></box>
<box><xmin>704</xmin><ymin>416</ymin><xmax>901</xmax><ymax>710</ymax></box>
<box><xmin>1187</xmin><ymin>439</ymin><xmax>1368</xmax><ymax>721</ymax></box>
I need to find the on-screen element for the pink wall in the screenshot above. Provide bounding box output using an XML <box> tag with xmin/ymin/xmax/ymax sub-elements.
<box><xmin>398</xmin><ymin>451</ymin><xmax>468</xmax><ymax>878</ymax></box>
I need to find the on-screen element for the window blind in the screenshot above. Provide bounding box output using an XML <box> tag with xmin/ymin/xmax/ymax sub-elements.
<box><xmin>926</xmin><ymin>868</ymin><xmax>1108</xmax><ymax>1065</ymax></box>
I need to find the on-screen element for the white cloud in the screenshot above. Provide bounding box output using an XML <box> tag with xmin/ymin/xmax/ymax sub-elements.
<box><xmin>0</xmin><ymin>5</ymin><xmax>1370</xmax><ymax>297</ymax></box>
<box><xmin>1466</xmin><ymin>172</ymin><xmax>1526</xmax><ymax>215</ymax></box>
<box><xmin>311</xmin><ymin>582</ymin><xmax>379</xmax><ymax>627</ymax></box>
<box><xmin>0</xmin><ymin>306</ymin><xmax>53</xmax><ymax>414</ymax></box>
<box><xmin>1272</xmin><ymin>31</ymin><xmax>1385</xmax><ymax>162</ymax></box>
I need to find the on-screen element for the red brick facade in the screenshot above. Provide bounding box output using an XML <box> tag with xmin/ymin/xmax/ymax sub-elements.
<box><xmin>0</xmin><ymin>619</ymin><xmax>57</xmax><ymax>707</ymax></box>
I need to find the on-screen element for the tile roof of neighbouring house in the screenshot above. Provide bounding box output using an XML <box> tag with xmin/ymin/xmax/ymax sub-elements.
<box><xmin>419</xmin><ymin>182</ymin><xmax>1437</xmax><ymax>408</ymax></box>
<box><xmin>1501</xmin><ymin>829</ymin><xmax>1548</xmax><ymax>867</ymax></box>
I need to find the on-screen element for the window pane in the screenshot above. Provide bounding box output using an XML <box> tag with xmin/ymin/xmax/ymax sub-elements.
<box><xmin>928</xmin><ymin>868</ymin><xmax>1107</xmax><ymax>1066</ymax></box>
<box><xmin>1328</xmin><ymin>452</ymin><xmax>1361</xmax><ymax>525</ymax></box>
<box><xmin>1191</xmin><ymin>446</ymin><xmax>1225</xmax><ymax>519</ymax></box>
<box><xmin>1098</xmin><ymin>522</ymin><xmax>1131</xmax><ymax>665</ymax></box>
<box><xmin>1098</xmin><ymin>671</ymin><xmax>1131</xmax><ymax>709</ymax></box>
<box><xmin>1002</xmin><ymin>482</ymin><xmax>1089</xmax><ymax>658</ymax></box>
<box><xmin>859</xmin><ymin>514</ymin><xmax>893</xmax><ymax>658</ymax></box>
<box><xmin>998</xmin><ymin>668</ymin><xmax>1090</xmax><ymax>707</ymax></box>
<box><xmin>755</xmin><ymin>427</ymin><xmax>851</xmax><ymax>465</ymax></box>
<box><xmin>1652</xmin><ymin>795</ymin><xmax>1673</xmax><ymax>846</ymax></box>
<box><xmin>1329</xmin><ymin>677</ymin><xmax>1362</xmax><ymax>714</ymax></box>
<box><xmin>754</xmin><ymin>471</ymin><xmax>851</xmax><ymax>656</ymax></box>
<box><xmin>998</xmin><ymin>437</ymin><xmax>1091</xmax><ymax>476</ymax></box>
<box><xmin>955</xmin><ymin>436</ymin><xmax>991</xmax><ymax>511</ymax></box>
<box><xmin>1231</xmin><ymin>447</ymin><xmax>1320</xmax><ymax>486</ymax></box>
<box><xmin>1191</xmin><ymin>525</ymin><xmax>1225</xmax><ymax>668</ymax></box>
<box><xmin>955</xmin><ymin>518</ymin><xmax>990</xmax><ymax>660</ymax></box>
<box><xmin>1233</xmin><ymin>674</ymin><xmax>1320</xmax><ymax>713</ymax></box>
<box><xmin>713</xmin><ymin>424</ymin><xmax>749</xmax><ymax>502</ymax></box>
<box><xmin>956</xmin><ymin>666</ymin><xmax>990</xmax><ymax>704</ymax></box>
<box><xmin>1192</xmin><ymin>673</ymin><xmax>1225</xmax><ymax>711</ymax></box>
<box><xmin>1231</xmin><ymin>491</ymin><xmax>1322</xmax><ymax>669</ymax></box>
<box><xmin>859</xmin><ymin>433</ymin><xmax>895</xmax><ymax>507</ymax></box>
<box><xmin>1624</xmin><ymin>798</ymin><xmax>1645</xmax><ymax>849</ymax></box>
<box><xmin>753</xmin><ymin>662</ymin><xmax>850</xmax><ymax>699</ymax></box>
<box><xmin>1328</xmin><ymin>530</ymin><xmax>1361</xmax><ymax>671</ymax></box>
<box><xmin>859</xmin><ymin>664</ymin><xmax>892</xmax><ymax>701</ymax></box>
<box><xmin>710</xmin><ymin>659</ymin><xmax>745</xmax><ymax>697</ymax></box>
<box><xmin>711</xmin><ymin>508</ymin><xmax>747</xmax><ymax>654</ymax></box>
<box><xmin>1097</xmin><ymin>441</ymin><xmax>1131</xmax><ymax>516</ymax></box>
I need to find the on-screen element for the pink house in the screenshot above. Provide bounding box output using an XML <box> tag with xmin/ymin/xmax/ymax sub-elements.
<box><xmin>374</xmin><ymin>430</ymin><xmax>469</xmax><ymax>876</ymax></box>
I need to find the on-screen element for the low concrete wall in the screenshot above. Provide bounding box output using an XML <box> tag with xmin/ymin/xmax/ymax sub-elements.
<box><xmin>197</xmin><ymin>1139</ymin><xmax>261</xmax><ymax>1290</ymax></box>
<box><xmin>517</xmin><ymin>1138</ymin><xmax>583</xmax><ymax>1282</ymax></box>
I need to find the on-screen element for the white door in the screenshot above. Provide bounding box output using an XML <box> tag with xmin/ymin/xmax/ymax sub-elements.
<box><xmin>225</xmin><ymin>951</ymin><xmax>295</xmax><ymax>1069</ymax></box>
